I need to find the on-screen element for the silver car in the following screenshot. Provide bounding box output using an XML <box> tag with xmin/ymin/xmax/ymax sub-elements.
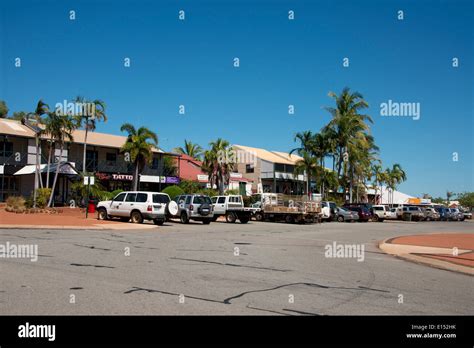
<box><xmin>172</xmin><ymin>194</ymin><xmax>214</xmax><ymax>224</ymax></box>
<box><xmin>335</xmin><ymin>207</ymin><xmax>359</xmax><ymax>222</ymax></box>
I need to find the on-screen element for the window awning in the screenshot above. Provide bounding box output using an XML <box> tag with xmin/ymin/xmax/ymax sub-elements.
<box><xmin>14</xmin><ymin>162</ymin><xmax>80</xmax><ymax>176</ymax></box>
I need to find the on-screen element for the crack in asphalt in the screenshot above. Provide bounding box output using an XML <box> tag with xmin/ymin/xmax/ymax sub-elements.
<box><xmin>70</xmin><ymin>263</ymin><xmax>115</xmax><ymax>269</ymax></box>
<box><xmin>123</xmin><ymin>287</ymin><xmax>223</xmax><ymax>304</ymax></box>
<box><xmin>246</xmin><ymin>305</ymin><xmax>291</xmax><ymax>316</ymax></box>
<box><xmin>282</xmin><ymin>308</ymin><xmax>322</xmax><ymax>316</ymax></box>
<box><xmin>73</xmin><ymin>244</ymin><xmax>111</xmax><ymax>251</ymax></box>
<box><xmin>170</xmin><ymin>257</ymin><xmax>290</xmax><ymax>272</ymax></box>
<box><xmin>124</xmin><ymin>281</ymin><xmax>390</xmax><ymax>308</ymax></box>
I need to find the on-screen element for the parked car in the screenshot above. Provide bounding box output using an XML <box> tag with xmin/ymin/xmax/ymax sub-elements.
<box><xmin>321</xmin><ymin>201</ymin><xmax>337</xmax><ymax>221</ymax></box>
<box><xmin>401</xmin><ymin>206</ymin><xmax>424</xmax><ymax>221</ymax></box>
<box><xmin>385</xmin><ymin>208</ymin><xmax>398</xmax><ymax>220</ymax></box>
<box><xmin>461</xmin><ymin>208</ymin><xmax>472</xmax><ymax>220</ymax></box>
<box><xmin>343</xmin><ymin>203</ymin><xmax>374</xmax><ymax>220</ymax></box>
<box><xmin>96</xmin><ymin>191</ymin><xmax>170</xmax><ymax>225</ymax></box>
<box><xmin>171</xmin><ymin>194</ymin><xmax>214</xmax><ymax>224</ymax></box>
<box><xmin>435</xmin><ymin>207</ymin><xmax>450</xmax><ymax>221</ymax></box>
<box><xmin>345</xmin><ymin>206</ymin><xmax>371</xmax><ymax>222</ymax></box>
<box><xmin>211</xmin><ymin>195</ymin><xmax>252</xmax><ymax>223</ymax></box>
<box><xmin>449</xmin><ymin>208</ymin><xmax>464</xmax><ymax>221</ymax></box>
<box><xmin>371</xmin><ymin>205</ymin><xmax>389</xmax><ymax>222</ymax></box>
<box><xmin>335</xmin><ymin>207</ymin><xmax>359</xmax><ymax>222</ymax></box>
<box><xmin>421</xmin><ymin>207</ymin><xmax>440</xmax><ymax>221</ymax></box>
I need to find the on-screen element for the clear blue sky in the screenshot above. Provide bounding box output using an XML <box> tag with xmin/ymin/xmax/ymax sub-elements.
<box><xmin>1</xmin><ymin>0</ymin><xmax>472</xmax><ymax>198</ymax></box>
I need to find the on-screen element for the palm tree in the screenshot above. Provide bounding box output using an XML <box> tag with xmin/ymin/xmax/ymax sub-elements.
<box><xmin>42</xmin><ymin>112</ymin><xmax>62</xmax><ymax>188</ymax></box>
<box><xmin>323</xmin><ymin>87</ymin><xmax>374</xmax><ymax>196</ymax></box>
<box><xmin>293</xmin><ymin>150</ymin><xmax>318</xmax><ymax>196</ymax></box>
<box><xmin>384</xmin><ymin>164</ymin><xmax>407</xmax><ymax>206</ymax></box>
<box><xmin>202</xmin><ymin>138</ymin><xmax>234</xmax><ymax>195</ymax></box>
<box><xmin>47</xmin><ymin>115</ymin><xmax>75</xmax><ymax>207</ymax></box>
<box><xmin>120</xmin><ymin>123</ymin><xmax>158</xmax><ymax>191</ymax></box>
<box><xmin>73</xmin><ymin>97</ymin><xmax>107</xmax><ymax>174</ymax></box>
<box><xmin>173</xmin><ymin>140</ymin><xmax>203</xmax><ymax>160</ymax></box>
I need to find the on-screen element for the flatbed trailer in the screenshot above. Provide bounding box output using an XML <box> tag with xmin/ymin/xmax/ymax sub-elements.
<box><xmin>251</xmin><ymin>193</ymin><xmax>321</xmax><ymax>224</ymax></box>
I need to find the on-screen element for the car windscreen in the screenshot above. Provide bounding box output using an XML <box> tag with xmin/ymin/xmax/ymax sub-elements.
<box><xmin>153</xmin><ymin>194</ymin><xmax>170</xmax><ymax>204</ymax></box>
<box><xmin>193</xmin><ymin>196</ymin><xmax>211</xmax><ymax>204</ymax></box>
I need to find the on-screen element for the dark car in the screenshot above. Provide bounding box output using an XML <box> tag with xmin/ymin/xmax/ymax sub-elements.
<box><xmin>343</xmin><ymin>203</ymin><xmax>374</xmax><ymax>220</ymax></box>
<box><xmin>345</xmin><ymin>206</ymin><xmax>371</xmax><ymax>222</ymax></box>
<box><xmin>435</xmin><ymin>207</ymin><xmax>451</xmax><ymax>221</ymax></box>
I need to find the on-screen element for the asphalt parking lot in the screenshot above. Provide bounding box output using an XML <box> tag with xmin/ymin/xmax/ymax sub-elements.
<box><xmin>0</xmin><ymin>220</ymin><xmax>472</xmax><ymax>315</ymax></box>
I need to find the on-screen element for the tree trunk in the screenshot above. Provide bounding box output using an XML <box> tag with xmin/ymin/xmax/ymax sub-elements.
<box><xmin>82</xmin><ymin>127</ymin><xmax>88</xmax><ymax>174</ymax></box>
<box><xmin>46</xmin><ymin>139</ymin><xmax>53</xmax><ymax>188</ymax></box>
<box><xmin>48</xmin><ymin>142</ymin><xmax>63</xmax><ymax>207</ymax></box>
<box><xmin>134</xmin><ymin>162</ymin><xmax>139</xmax><ymax>191</ymax></box>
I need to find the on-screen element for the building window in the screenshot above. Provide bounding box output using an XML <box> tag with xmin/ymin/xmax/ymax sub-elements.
<box><xmin>150</xmin><ymin>157</ymin><xmax>159</xmax><ymax>169</ymax></box>
<box><xmin>0</xmin><ymin>142</ymin><xmax>13</xmax><ymax>158</ymax></box>
<box><xmin>86</xmin><ymin>150</ymin><xmax>98</xmax><ymax>171</ymax></box>
<box><xmin>274</xmin><ymin>163</ymin><xmax>285</xmax><ymax>172</ymax></box>
<box><xmin>106</xmin><ymin>152</ymin><xmax>117</xmax><ymax>166</ymax></box>
<box><xmin>245</xmin><ymin>164</ymin><xmax>254</xmax><ymax>173</ymax></box>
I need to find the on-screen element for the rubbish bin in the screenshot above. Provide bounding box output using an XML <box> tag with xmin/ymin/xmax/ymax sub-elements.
<box><xmin>88</xmin><ymin>200</ymin><xmax>96</xmax><ymax>214</ymax></box>
<box><xmin>402</xmin><ymin>212</ymin><xmax>412</xmax><ymax>221</ymax></box>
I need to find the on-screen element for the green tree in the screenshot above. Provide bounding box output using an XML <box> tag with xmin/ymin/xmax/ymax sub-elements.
<box><xmin>120</xmin><ymin>123</ymin><xmax>158</xmax><ymax>191</ymax></box>
<box><xmin>457</xmin><ymin>192</ymin><xmax>474</xmax><ymax>210</ymax></box>
<box><xmin>73</xmin><ymin>97</ymin><xmax>107</xmax><ymax>174</ymax></box>
<box><xmin>47</xmin><ymin>114</ymin><xmax>76</xmax><ymax>207</ymax></box>
<box><xmin>0</xmin><ymin>100</ymin><xmax>8</xmax><ymax>118</ymax></box>
<box><xmin>174</xmin><ymin>140</ymin><xmax>203</xmax><ymax>160</ymax></box>
<box><xmin>202</xmin><ymin>138</ymin><xmax>234</xmax><ymax>195</ymax></box>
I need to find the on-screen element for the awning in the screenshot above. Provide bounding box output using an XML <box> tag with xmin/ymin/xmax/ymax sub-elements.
<box><xmin>14</xmin><ymin>162</ymin><xmax>80</xmax><ymax>176</ymax></box>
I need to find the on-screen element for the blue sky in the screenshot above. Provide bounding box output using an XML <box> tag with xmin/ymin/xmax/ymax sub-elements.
<box><xmin>1</xmin><ymin>0</ymin><xmax>472</xmax><ymax>197</ymax></box>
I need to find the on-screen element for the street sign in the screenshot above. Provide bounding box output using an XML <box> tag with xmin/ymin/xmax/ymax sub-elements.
<box><xmin>83</xmin><ymin>176</ymin><xmax>95</xmax><ymax>185</ymax></box>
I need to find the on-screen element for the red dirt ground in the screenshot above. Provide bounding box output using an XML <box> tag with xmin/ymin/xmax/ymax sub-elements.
<box><xmin>0</xmin><ymin>208</ymin><xmax>120</xmax><ymax>226</ymax></box>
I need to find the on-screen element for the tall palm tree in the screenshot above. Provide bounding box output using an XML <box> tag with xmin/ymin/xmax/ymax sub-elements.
<box><xmin>120</xmin><ymin>123</ymin><xmax>158</xmax><ymax>191</ymax></box>
<box><xmin>47</xmin><ymin>115</ymin><xmax>75</xmax><ymax>207</ymax></box>
<box><xmin>73</xmin><ymin>97</ymin><xmax>107</xmax><ymax>174</ymax></box>
<box><xmin>202</xmin><ymin>138</ymin><xmax>234</xmax><ymax>195</ymax></box>
<box><xmin>173</xmin><ymin>140</ymin><xmax>203</xmax><ymax>160</ymax></box>
<box><xmin>323</xmin><ymin>87</ymin><xmax>374</xmax><ymax>190</ymax></box>
<box><xmin>42</xmin><ymin>112</ymin><xmax>62</xmax><ymax>188</ymax></box>
<box><xmin>293</xmin><ymin>150</ymin><xmax>319</xmax><ymax>197</ymax></box>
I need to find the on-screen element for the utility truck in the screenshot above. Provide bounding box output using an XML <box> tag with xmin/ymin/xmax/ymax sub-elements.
<box><xmin>250</xmin><ymin>193</ymin><xmax>321</xmax><ymax>224</ymax></box>
<box><xmin>211</xmin><ymin>195</ymin><xmax>253</xmax><ymax>223</ymax></box>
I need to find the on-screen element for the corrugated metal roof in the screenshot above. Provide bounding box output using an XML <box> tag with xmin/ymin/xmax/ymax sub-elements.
<box><xmin>233</xmin><ymin>144</ymin><xmax>302</xmax><ymax>165</ymax></box>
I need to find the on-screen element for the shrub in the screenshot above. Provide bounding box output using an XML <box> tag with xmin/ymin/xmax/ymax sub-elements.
<box><xmin>197</xmin><ymin>188</ymin><xmax>218</xmax><ymax>197</ymax></box>
<box><xmin>5</xmin><ymin>196</ymin><xmax>26</xmax><ymax>212</ymax></box>
<box><xmin>162</xmin><ymin>185</ymin><xmax>184</xmax><ymax>199</ymax></box>
<box><xmin>225</xmin><ymin>189</ymin><xmax>239</xmax><ymax>195</ymax></box>
<box><xmin>35</xmin><ymin>188</ymin><xmax>52</xmax><ymax>208</ymax></box>
<box><xmin>178</xmin><ymin>179</ymin><xmax>201</xmax><ymax>194</ymax></box>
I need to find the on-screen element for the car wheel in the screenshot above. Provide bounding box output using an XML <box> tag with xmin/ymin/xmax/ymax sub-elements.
<box><xmin>239</xmin><ymin>216</ymin><xmax>250</xmax><ymax>224</ymax></box>
<box><xmin>153</xmin><ymin>219</ymin><xmax>164</xmax><ymax>225</ymax></box>
<box><xmin>180</xmin><ymin>212</ymin><xmax>189</xmax><ymax>224</ymax></box>
<box><xmin>285</xmin><ymin>215</ymin><xmax>294</xmax><ymax>224</ymax></box>
<box><xmin>97</xmin><ymin>208</ymin><xmax>108</xmax><ymax>220</ymax></box>
<box><xmin>255</xmin><ymin>212</ymin><xmax>264</xmax><ymax>221</ymax></box>
<box><xmin>226</xmin><ymin>212</ymin><xmax>237</xmax><ymax>223</ymax></box>
<box><xmin>373</xmin><ymin>215</ymin><xmax>379</xmax><ymax>222</ymax></box>
<box><xmin>131</xmin><ymin>211</ymin><xmax>143</xmax><ymax>224</ymax></box>
<box><xmin>337</xmin><ymin>216</ymin><xmax>344</xmax><ymax>222</ymax></box>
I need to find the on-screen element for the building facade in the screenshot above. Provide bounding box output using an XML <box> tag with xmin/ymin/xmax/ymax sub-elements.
<box><xmin>0</xmin><ymin>118</ymin><xmax>179</xmax><ymax>203</ymax></box>
<box><xmin>232</xmin><ymin>145</ymin><xmax>306</xmax><ymax>194</ymax></box>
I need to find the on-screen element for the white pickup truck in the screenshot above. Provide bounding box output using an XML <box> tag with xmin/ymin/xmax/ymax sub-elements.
<box><xmin>211</xmin><ymin>195</ymin><xmax>253</xmax><ymax>223</ymax></box>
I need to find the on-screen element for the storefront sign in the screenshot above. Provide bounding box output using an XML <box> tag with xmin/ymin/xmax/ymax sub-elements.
<box><xmin>165</xmin><ymin>176</ymin><xmax>180</xmax><ymax>184</ymax></box>
<box><xmin>197</xmin><ymin>174</ymin><xmax>209</xmax><ymax>181</ymax></box>
<box><xmin>112</xmin><ymin>174</ymin><xmax>133</xmax><ymax>181</ymax></box>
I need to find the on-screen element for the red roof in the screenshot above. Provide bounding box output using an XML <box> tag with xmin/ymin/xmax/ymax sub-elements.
<box><xmin>177</xmin><ymin>154</ymin><xmax>253</xmax><ymax>183</ymax></box>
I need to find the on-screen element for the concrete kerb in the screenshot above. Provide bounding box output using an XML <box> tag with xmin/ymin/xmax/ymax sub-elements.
<box><xmin>378</xmin><ymin>238</ymin><xmax>474</xmax><ymax>276</ymax></box>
